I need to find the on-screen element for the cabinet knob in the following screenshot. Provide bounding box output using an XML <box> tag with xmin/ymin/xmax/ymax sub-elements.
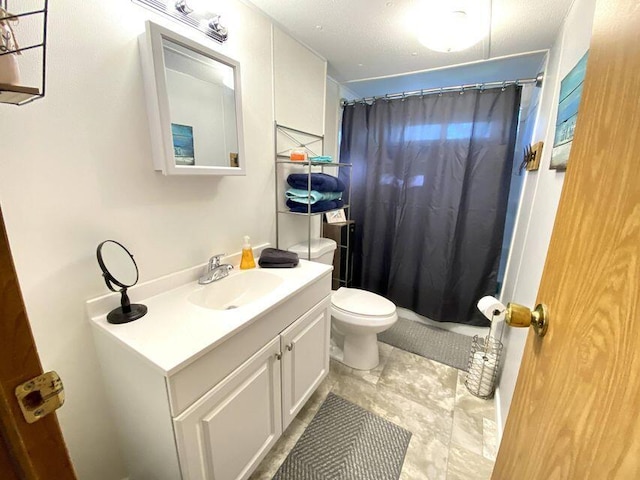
<box><xmin>286</xmin><ymin>343</ymin><xmax>294</xmax><ymax>351</ymax></box>
<box><xmin>275</xmin><ymin>352</ymin><xmax>282</xmax><ymax>360</ymax></box>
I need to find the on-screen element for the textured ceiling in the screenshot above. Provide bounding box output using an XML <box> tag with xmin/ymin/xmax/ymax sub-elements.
<box><xmin>245</xmin><ymin>0</ymin><xmax>573</xmax><ymax>88</ymax></box>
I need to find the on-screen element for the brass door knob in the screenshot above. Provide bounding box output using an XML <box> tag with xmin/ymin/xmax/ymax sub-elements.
<box><xmin>506</xmin><ymin>303</ymin><xmax>549</xmax><ymax>337</ymax></box>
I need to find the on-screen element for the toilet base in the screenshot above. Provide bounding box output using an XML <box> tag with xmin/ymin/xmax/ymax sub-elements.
<box><xmin>343</xmin><ymin>333</ymin><xmax>379</xmax><ymax>370</ymax></box>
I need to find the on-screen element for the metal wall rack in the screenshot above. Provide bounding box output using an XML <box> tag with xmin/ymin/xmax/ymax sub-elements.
<box><xmin>0</xmin><ymin>0</ymin><xmax>48</xmax><ymax>105</ymax></box>
<box><xmin>274</xmin><ymin>123</ymin><xmax>353</xmax><ymax>287</ymax></box>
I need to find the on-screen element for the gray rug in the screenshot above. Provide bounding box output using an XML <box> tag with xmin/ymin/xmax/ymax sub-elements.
<box><xmin>273</xmin><ymin>393</ymin><xmax>411</xmax><ymax>480</ymax></box>
<box><xmin>378</xmin><ymin>317</ymin><xmax>473</xmax><ymax>371</ymax></box>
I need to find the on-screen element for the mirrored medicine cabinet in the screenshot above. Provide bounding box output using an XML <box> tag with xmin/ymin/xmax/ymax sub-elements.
<box><xmin>139</xmin><ymin>21</ymin><xmax>246</xmax><ymax>175</ymax></box>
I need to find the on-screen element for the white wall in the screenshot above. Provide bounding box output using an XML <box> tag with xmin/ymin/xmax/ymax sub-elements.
<box><xmin>496</xmin><ymin>82</ymin><xmax>541</xmax><ymax>289</ymax></box>
<box><xmin>272</xmin><ymin>27</ymin><xmax>328</xmax><ymax>250</ymax></box>
<box><xmin>324</xmin><ymin>77</ymin><xmax>341</xmax><ymax>160</ymax></box>
<box><xmin>0</xmin><ymin>0</ymin><xmax>324</xmax><ymax>478</ymax></box>
<box><xmin>273</xmin><ymin>28</ymin><xmax>326</xmax><ymax>136</ymax></box>
<box><xmin>496</xmin><ymin>0</ymin><xmax>597</xmax><ymax>435</ymax></box>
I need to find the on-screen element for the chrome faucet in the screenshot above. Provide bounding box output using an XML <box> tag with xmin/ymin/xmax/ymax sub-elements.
<box><xmin>198</xmin><ymin>253</ymin><xmax>234</xmax><ymax>285</ymax></box>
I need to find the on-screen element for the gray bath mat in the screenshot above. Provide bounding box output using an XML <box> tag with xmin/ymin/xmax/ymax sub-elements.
<box><xmin>378</xmin><ymin>317</ymin><xmax>473</xmax><ymax>371</ymax></box>
<box><xmin>273</xmin><ymin>393</ymin><xmax>411</xmax><ymax>480</ymax></box>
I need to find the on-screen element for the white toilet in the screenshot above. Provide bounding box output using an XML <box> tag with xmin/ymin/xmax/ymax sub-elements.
<box><xmin>289</xmin><ymin>238</ymin><xmax>398</xmax><ymax>371</ymax></box>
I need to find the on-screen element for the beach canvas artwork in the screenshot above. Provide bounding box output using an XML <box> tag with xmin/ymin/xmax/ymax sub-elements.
<box><xmin>551</xmin><ymin>52</ymin><xmax>589</xmax><ymax>170</ymax></box>
<box><xmin>171</xmin><ymin>123</ymin><xmax>195</xmax><ymax>166</ymax></box>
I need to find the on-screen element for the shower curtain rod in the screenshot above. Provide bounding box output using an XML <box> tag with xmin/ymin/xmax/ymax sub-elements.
<box><xmin>341</xmin><ymin>72</ymin><xmax>544</xmax><ymax>106</ymax></box>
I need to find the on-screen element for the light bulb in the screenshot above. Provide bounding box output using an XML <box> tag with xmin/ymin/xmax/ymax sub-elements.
<box><xmin>411</xmin><ymin>0</ymin><xmax>489</xmax><ymax>53</ymax></box>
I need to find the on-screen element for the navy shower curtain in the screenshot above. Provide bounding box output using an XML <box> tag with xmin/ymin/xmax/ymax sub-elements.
<box><xmin>340</xmin><ymin>86</ymin><xmax>521</xmax><ymax>326</ymax></box>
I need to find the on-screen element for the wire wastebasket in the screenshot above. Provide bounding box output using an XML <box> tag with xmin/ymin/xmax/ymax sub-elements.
<box><xmin>465</xmin><ymin>335</ymin><xmax>503</xmax><ymax>399</ymax></box>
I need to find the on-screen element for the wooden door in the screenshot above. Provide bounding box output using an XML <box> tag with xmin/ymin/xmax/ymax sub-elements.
<box><xmin>173</xmin><ymin>336</ymin><xmax>282</xmax><ymax>480</ymax></box>
<box><xmin>493</xmin><ymin>0</ymin><xmax>640</xmax><ymax>477</ymax></box>
<box><xmin>280</xmin><ymin>297</ymin><xmax>331</xmax><ymax>429</ymax></box>
<box><xmin>0</xmin><ymin>207</ymin><xmax>76</xmax><ymax>478</ymax></box>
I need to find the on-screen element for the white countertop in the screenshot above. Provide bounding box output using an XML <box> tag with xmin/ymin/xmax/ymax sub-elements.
<box><xmin>87</xmin><ymin>260</ymin><xmax>332</xmax><ymax>376</ymax></box>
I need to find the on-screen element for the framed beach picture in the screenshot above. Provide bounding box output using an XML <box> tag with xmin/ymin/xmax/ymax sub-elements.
<box><xmin>550</xmin><ymin>51</ymin><xmax>589</xmax><ymax>170</ymax></box>
<box><xmin>171</xmin><ymin>123</ymin><xmax>195</xmax><ymax>166</ymax></box>
<box><xmin>325</xmin><ymin>209</ymin><xmax>347</xmax><ymax>224</ymax></box>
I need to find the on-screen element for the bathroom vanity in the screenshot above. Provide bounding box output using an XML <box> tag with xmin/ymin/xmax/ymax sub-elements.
<box><xmin>87</xmin><ymin>260</ymin><xmax>332</xmax><ymax>480</ymax></box>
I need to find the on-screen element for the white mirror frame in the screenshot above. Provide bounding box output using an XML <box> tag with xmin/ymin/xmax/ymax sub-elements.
<box><xmin>139</xmin><ymin>21</ymin><xmax>246</xmax><ymax>176</ymax></box>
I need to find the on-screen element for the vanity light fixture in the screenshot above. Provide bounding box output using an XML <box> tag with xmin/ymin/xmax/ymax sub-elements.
<box><xmin>132</xmin><ymin>0</ymin><xmax>228</xmax><ymax>43</ymax></box>
<box><xmin>413</xmin><ymin>0</ymin><xmax>490</xmax><ymax>53</ymax></box>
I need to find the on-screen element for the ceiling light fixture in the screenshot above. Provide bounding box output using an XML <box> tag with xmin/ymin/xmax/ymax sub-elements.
<box><xmin>413</xmin><ymin>0</ymin><xmax>489</xmax><ymax>53</ymax></box>
<box><xmin>132</xmin><ymin>1</ymin><xmax>229</xmax><ymax>43</ymax></box>
<box><xmin>175</xmin><ymin>0</ymin><xmax>228</xmax><ymax>40</ymax></box>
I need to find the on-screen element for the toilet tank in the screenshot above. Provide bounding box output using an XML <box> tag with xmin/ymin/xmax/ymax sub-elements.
<box><xmin>288</xmin><ymin>238</ymin><xmax>337</xmax><ymax>265</ymax></box>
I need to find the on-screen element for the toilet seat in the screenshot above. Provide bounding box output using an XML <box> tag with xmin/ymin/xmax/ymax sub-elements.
<box><xmin>331</xmin><ymin>304</ymin><xmax>397</xmax><ymax>327</ymax></box>
<box><xmin>331</xmin><ymin>287</ymin><xmax>395</xmax><ymax>315</ymax></box>
<box><xmin>330</xmin><ymin>288</ymin><xmax>397</xmax><ymax>327</ymax></box>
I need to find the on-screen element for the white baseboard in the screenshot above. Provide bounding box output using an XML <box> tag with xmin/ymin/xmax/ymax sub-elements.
<box><xmin>494</xmin><ymin>386</ymin><xmax>504</xmax><ymax>444</ymax></box>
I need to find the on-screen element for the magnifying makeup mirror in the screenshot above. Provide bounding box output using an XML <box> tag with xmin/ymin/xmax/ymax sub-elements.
<box><xmin>96</xmin><ymin>240</ymin><xmax>148</xmax><ymax>324</ymax></box>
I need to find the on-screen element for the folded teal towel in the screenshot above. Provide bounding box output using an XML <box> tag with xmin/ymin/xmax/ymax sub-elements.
<box><xmin>309</xmin><ymin>155</ymin><xmax>333</xmax><ymax>163</ymax></box>
<box><xmin>285</xmin><ymin>188</ymin><xmax>343</xmax><ymax>204</ymax></box>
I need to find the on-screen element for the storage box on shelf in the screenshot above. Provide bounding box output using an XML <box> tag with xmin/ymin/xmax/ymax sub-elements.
<box><xmin>322</xmin><ymin>220</ymin><xmax>355</xmax><ymax>289</ymax></box>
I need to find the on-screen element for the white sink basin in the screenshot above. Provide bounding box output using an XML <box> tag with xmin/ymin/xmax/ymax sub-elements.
<box><xmin>188</xmin><ymin>269</ymin><xmax>284</xmax><ymax>311</ymax></box>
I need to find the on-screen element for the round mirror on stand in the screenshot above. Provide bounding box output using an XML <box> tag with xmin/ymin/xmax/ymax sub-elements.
<box><xmin>96</xmin><ymin>240</ymin><xmax>147</xmax><ymax>324</ymax></box>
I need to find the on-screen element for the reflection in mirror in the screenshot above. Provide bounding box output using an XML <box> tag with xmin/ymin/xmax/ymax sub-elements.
<box><xmin>96</xmin><ymin>240</ymin><xmax>147</xmax><ymax>324</ymax></box>
<box><xmin>162</xmin><ymin>38</ymin><xmax>239</xmax><ymax>168</ymax></box>
<box><xmin>139</xmin><ymin>21</ymin><xmax>245</xmax><ymax>176</ymax></box>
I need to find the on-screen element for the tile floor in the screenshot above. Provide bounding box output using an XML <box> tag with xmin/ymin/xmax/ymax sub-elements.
<box><xmin>249</xmin><ymin>342</ymin><xmax>497</xmax><ymax>480</ymax></box>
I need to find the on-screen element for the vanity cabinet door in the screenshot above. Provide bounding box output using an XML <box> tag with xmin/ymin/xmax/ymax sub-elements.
<box><xmin>174</xmin><ymin>337</ymin><xmax>282</xmax><ymax>480</ymax></box>
<box><xmin>280</xmin><ymin>297</ymin><xmax>331</xmax><ymax>429</ymax></box>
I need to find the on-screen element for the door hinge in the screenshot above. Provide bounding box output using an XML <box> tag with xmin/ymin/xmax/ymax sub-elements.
<box><xmin>15</xmin><ymin>371</ymin><xmax>65</xmax><ymax>424</ymax></box>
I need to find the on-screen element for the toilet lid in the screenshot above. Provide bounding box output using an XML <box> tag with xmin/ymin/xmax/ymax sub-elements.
<box><xmin>332</xmin><ymin>288</ymin><xmax>396</xmax><ymax>317</ymax></box>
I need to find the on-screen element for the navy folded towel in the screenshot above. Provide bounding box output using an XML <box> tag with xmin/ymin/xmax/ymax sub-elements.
<box><xmin>287</xmin><ymin>173</ymin><xmax>346</xmax><ymax>193</ymax></box>
<box><xmin>286</xmin><ymin>199</ymin><xmax>344</xmax><ymax>213</ymax></box>
<box><xmin>258</xmin><ymin>248</ymin><xmax>299</xmax><ymax>268</ymax></box>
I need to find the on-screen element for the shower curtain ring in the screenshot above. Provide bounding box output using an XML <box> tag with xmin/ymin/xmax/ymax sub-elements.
<box><xmin>438</xmin><ymin>88</ymin><xmax>443</xmax><ymax>97</ymax></box>
<box><xmin>501</xmin><ymin>81</ymin><xmax>507</xmax><ymax>91</ymax></box>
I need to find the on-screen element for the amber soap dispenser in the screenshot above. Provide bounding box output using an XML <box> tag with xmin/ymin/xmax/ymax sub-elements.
<box><xmin>240</xmin><ymin>235</ymin><xmax>256</xmax><ymax>269</ymax></box>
